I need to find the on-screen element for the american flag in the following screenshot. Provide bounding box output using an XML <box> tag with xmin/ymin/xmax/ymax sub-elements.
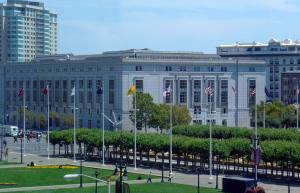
<box><xmin>205</xmin><ymin>86</ymin><xmax>214</xmax><ymax>96</ymax></box>
<box><xmin>249</xmin><ymin>88</ymin><xmax>256</xmax><ymax>96</ymax></box>
<box><xmin>18</xmin><ymin>88</ymin><xmax>24</xmax><ymax>97</ymax></box>
<box><xmin>163</xmin><ymin>86</ymin><xmax>171</xmax><ymax>97</ymax></box>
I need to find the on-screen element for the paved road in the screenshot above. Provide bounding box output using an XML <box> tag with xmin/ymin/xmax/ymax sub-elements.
<box><xmin>2</xmin><ymin>136</ymin><xmax>300</xmax><ymax>193</ymax></box>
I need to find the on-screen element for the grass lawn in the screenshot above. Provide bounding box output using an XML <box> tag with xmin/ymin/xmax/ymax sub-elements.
<box><xmin>14</xmin><ymin>183</ymin><xmax>222</xmax><ymax>193</ymax></box>
<box><xmin>0</xmin><ymin>166</ymin><xmax>149</xmax><ymax>189</ymax></box>
<box><xmin>0</xmin><ymin>160</ymin><xmax>18</xmax><ymax>165</ymax></box>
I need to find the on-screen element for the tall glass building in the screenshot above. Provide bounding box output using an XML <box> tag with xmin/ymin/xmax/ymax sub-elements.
<box><xmin>0</xmin><ymin>0</ymin><xmax>57</xmax><ymax>63</ymax></box>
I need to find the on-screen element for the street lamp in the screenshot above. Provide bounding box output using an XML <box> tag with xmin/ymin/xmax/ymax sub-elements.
<box><xmin>64</xmin><ymin>171</ymin><xmax>111</xmax><ymax>193</ymax></box>
<box><xmin>197</xmin><ymin>168</ymin><xmax>200</xmax><ymax>193</ymax></box>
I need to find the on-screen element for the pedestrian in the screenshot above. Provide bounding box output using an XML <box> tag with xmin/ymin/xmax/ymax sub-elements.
<box><xmin>3</xmin><ymin>139</ymin><xmax>7</xmax><ymax>148</ymax></box>
<box><xmin>4</xmin><ymin>148</ymin><xmax>8</xmax><ymax>161</ymax></box>
<box><xmin>14</xmin><ymin>136</ymin><xmax>18</xmax><ymax>143</ymax></box>
<box><xmin>168</xmin><ymin>171</ymin><xmax>173</xmax><ymax>182</ymax></box>
<box><xmin>123</xmin><ymin>166</ymin><xmax>128</xmax><ymax>180</ymax></box>
<box><xmin>114</xmin><ymin>163</ymin><xmax>118</xmax><ymax>176</ymax></box>
<box><xmin>147</xmin><ymin>169</ymin><xmax>152</xmax><ymax>183</ymax></box>
<box><xmin>256</xmin><ymin>186</ymin><xmax>266</xmax><ymax>193</ymax></box>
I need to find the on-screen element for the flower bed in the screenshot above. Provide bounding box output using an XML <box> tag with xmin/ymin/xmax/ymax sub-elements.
<box><xmin>29</xmin><ymin>165</ymin><xmax>78</xmax><ymax>169</ymax></box>
<box><xmin>0</xmin><ymin>182</ymin><xmax>16</xmax><ymax>186</ymax></box>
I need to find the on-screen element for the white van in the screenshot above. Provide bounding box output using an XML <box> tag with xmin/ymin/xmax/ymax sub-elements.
<box><xmin>0</xmin><ymin>125</ymin><xmax>19</xmax><ymax>137</ymax></box>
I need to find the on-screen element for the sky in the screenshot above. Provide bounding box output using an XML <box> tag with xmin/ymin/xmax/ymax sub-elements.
<box><xmin>19</xmin><ymin>0</ymin><xmax>300</xmax><ymax>54</ymax></box>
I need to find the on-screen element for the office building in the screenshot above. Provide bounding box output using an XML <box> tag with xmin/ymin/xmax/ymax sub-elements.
<box><xmin>0</xmin><ymin>0</ymin><xmax>57</xmax><ymax>63</ymax></box>
<box><xmin>217</xmin><ymin>38</ymin><xmax>300</xmax><ymax>103</ymax></box>
<box><xmin>0</xmin><ymin>49</ymin><xmax>266</xmax><ymax>130</ymax></box>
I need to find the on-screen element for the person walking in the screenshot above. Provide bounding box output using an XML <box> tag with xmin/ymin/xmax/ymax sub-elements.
<box><xmin>147</xmin><ymin>169</ymin><xmax>152</xmax><ymax>183</ymax></box>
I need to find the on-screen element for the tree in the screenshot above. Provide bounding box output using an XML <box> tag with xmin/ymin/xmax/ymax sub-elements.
<box><xmin>63</xmin><ymin>114</ymin><xmax>74</xmax><ymax>129</ymax></box>
<box><xmin>149</xmin><ymin>104</ymin><xmax>170</xmax><ymax>133</ymax></box>
<box><xmin>149</xmin><ymin>104</ymin><xmax>192</xmax><ymax>133</ymax></box>
<box><xmin>50</xmin><ymin>111</ymin><xmax>60</xmax><ymax>128</ymax></box>
<box><xmin>129</xmin><ymin>92</ymin><xmax>155</xmax><ymax>133</ymax></box>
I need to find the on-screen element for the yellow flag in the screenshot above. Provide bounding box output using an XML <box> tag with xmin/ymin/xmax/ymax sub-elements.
<box><xmin>127</xmin><ymin>85</ymin><xmax>137</xmax><ymax>96</ymax></box>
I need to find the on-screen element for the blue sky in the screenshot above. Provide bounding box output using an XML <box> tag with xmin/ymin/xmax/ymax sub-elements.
<box><xmin>35</xmin><ymin>0</ymin><xmax>300</xmax><ymax>54</ymax></box>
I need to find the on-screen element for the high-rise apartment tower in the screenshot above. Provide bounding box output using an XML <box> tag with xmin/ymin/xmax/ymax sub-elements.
<box><xmin>0</xmin><ymin>0</ymin><xmax>57</xmax><ymax>63</ymax></box>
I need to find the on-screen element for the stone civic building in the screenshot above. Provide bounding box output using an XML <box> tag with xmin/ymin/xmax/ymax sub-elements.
<box><xmin>0</xmin><ymin>49</ymin><xmax>266</xmax><ymax>130</ymax></box>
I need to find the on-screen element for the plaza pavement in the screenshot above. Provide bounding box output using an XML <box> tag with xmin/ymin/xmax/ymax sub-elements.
<box><xmin>2</xmin><ymin>137</ymin><xmax>300</xmax><ymax>193</ymax></box>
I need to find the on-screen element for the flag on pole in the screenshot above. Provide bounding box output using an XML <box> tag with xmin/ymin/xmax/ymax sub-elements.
<box><xmin>232</xmin><ymin>86</ymin><xmax>236</xmax><ymax>94</ymax></box>
<box><xmin>265</xmin><ymin>87</ymin><xmax>270</xmax><ymax>97</ymax></box>
<box><xmin>296</xmin><ymin>88</ymin><xmax>300</xmax><ymax>96</ymax></box>
<box><xmin>71</xmin><ymin>87</ymin><xmax>75</xmax><ymax>96</ymax></box>
<box><xmin>163</xmin><ymin>86</ymin><xmax>171</xmax><ymax>97</ymax></box>
<box><xmin>127</xmin><ymin>85</ymin><xmax>136</xmax><ymax>96</ymax></box>
<box><xmin>18</xmin><ymin>88</ymin><xmax>24</xmax><ymax>97</ymax></box>
<box><xmin>249</xmin><ymin>88</ymin><xmax>256</xmax><ymax>96</ymax></box>
<box><xmin>43</xmin><ymin>86</ymin><xmax>48</xmax><ymax>95</ymax></box>
<box><xmin>97</xmin><ymin>87</ymin><xmax>103</xmax><ymax>95</ymax></box>
<box><xmin>205</xmin><ymin>86</ymin><xmax>214</xmax><ymax>96</ymax></box>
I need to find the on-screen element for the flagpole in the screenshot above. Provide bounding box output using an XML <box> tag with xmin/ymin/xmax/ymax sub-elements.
<box><xmin>263</xmin><ymin>101</ymin><xmax>265</xmax><ymax>128</ymax></box>
<box><xmin>73</xmin><ymin>87</ymin><xmax>76</xmax><ymax>162</ymax></box>
<box><xmin>255</xmin><ymin>100</ymin><xmax>258</xmax><ymax>184</ymax></box>
<box><xmin>23</xmin><ymin>86</ymin><xmax>26</xmax><ymax>157</ymax></box>
<box><xmin>134</xmin><ymin>92</ymin><xmax>137</xmax><ymax>170</ymax></box>
<box><xmin>47</xmin><ymin>85</ymin><xmax>50</xmax><ymax>159</ymax></box>
<box><xmin>102</xmin><ymin>81</ymin><xmax>105</xmax><ymax>166</ymax></box>
<box><xmin>170</xmin><ymin>82</ymin><xmax>173</xmax><ymax>175</ymax></box>
<box><xmin>209</xmin><ymin>93</ymin><xmax>213</xmax><ymax>181</ymax></box>
<box><xmin>297</xmin><ymin>83</ymin><xmax>299</xmax><ymax>130</ymax></box>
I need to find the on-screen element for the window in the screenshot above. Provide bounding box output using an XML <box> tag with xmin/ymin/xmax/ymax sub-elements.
<box><xmin>88</xmin><ymin>80</ymin><xmax>93</xmax><ymax>89</ymax></box>
<box><xmin>79</xmin><ymin>80</ymin><xmax>84</xmax><ymax>89</ymax></box>
<box><xmin>164</xmin><ymin>80</ymin><xmax>173</xmax><ymax>104</ymax></box>
<box><xmin>220</xmin><ymin>80</ymin><xmax>228</xmax><ymax>112</ymax></box>
<box><xmin>248</xmin><ymin>79</ymin><xmax>256</xmax><ymax>108</ymax></box>
<box><xmin>290</xmin><ymin>58</ymin><xmax>294</xmax><ymax>65</ymax></box>
<box><xmin>194</xmin><ymin>106</ymin><xmax>201</xmax><ymax>114</ymax></box>
<box><xmin>194</xmin><ymin>66</ymin><xmax>200</xmax><ymax>72</ymax></box>
<box><xmin>165</xmin><ymin>66</ymin><xmax>172</xmax><ymax>71</ymax></box>
<box><xmin>208</xmin><ymin>67</ymin><xmax>214</xmax><ymax>72</ymax></box>
<box><xmin>222</xmin><ymin>119</ymin><xmax>227</xmax><ymax>126</ymax></box>
<box><xmin>179</xmin><ymin>80</ymin><xmax>187</xmax><ymax>103</ymax></box>
<box><xmin>88</xmin><ymin>91</ymin><xmax>92</xmax><ymax>103</ymax></box>
<box><xmin>180</xmin><ymin>66</ymin><xmax>186</xmax><ymax>72</ymax></box>
<box><xmin>249</xmin><ymin>67</ymin><xmax>255</xmax><ymax>72</ymax></box>
<box><xmin>109</xmin><ymin>80</ymin><xmax>114</xmax><ymax>105</ymax></box>
<box><xmin>135</xmin><ymin>66</ymin><xmax>142</xmax><ymax>71</ymax></box>
<box><xmin>221</xmin><ymin>66</ymin><xmax>227</xmax><ymax>72</ymax></box>
<box><xmin>193</xmin><ymin>80</ymin><xmax>201</xmax><ymax>104</ymax></box>
<box><xmin>135</xmin><ymin>79</ymin><xmax>143</xmax><ymax>93</ymax></box>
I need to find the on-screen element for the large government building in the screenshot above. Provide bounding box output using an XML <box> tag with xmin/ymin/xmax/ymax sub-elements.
<box><xmin>0</xmin><ymin>49</ymin><xmax>266</xmax><ymax>130</ymax></box>
<box><xmin>0</xmin><ymin>0</ymin><xmax>57</xmax><ymax>63</ymax></box>
<box><xmin>217</xmin><ymin>39</ymin><xmax>300</xmax><ymax>104</ymax></box>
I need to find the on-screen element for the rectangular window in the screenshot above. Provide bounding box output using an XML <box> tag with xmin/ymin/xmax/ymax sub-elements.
<box><xmin>180</xmin><ymin>66</ymin><xmax>186</xmax><ymax>72</ymax></box>
<box><xmin>63</xmin><ymin>80</ymin><xmax>67</xmax><ymax>89</ymax></box>
<box><xmin>78</xmin><ymin>91</ymin><xmax>83</xmax><ymax>103</ymax></box>
<box><xmin>135</xmin><ymin>66</ymin><xmax>142</xmax><ymax>71</ymax></box>
<box><xmin>179</xmin><ymin>80</ymin><xmax>187</xmax><ymax>103</ymax></box>
<box><xmin>248</xmin><ymin>79</ymin><xmax>256</xmax><ymax>108</ymax></box>
<box><xmin>109</xmin><ymin>80</ymin><xmax>114</xmax><ymax>104</ymax></box>
<box><xmin>249</xmin><ymin>67</ymin><xmax>255</xmax><ymax>72</ymax></box>
<box><xmin>194</xmin><ymin>66</ymin><xmax>201</xmax><ymax>72</ymax></box>
<box><xmin>165</xmin><ymin>66</ymin><xmax>172</xmax><ymax>71</ymax></box>
<box><xmin>135</xmin><ymin>79</ymin><xmax>143</xmax><ymax>93</ymax></box>
<box><xmin>88</xmin><ymin>91</ymin><xmax>92</xmax><ymax>103</ymax></box>
<box><xmin>164</xmin><ymin>80</ymin><xmax>173</xmax><ymax>104</ymax></box>
<box><xmin>88</xmin><ymin>80</ymin><xmax>93</xmax><ymax>89</ymax></box>
<box><xmin>193</xmin><ymin>79</ymin><xmax>201</xmax><ymax>104</ymax></box>
<box><xmin>79</xmin><ymin>80</ymin><xmax>84</xmax><ymax>89</ymax></box>
<box><xmin>221</xmin><ymin>66</ymin><xmax>227</xmax><ymax>72</ymax></box>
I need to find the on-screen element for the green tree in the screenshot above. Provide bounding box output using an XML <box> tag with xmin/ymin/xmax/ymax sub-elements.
<box><xmin>50</xmin><ymin>111</ymin><xmax>60</xmax><ymax>128</ymax></box>
<box><xmin>149</xmin><ymin>104</ymin><xmax>170</xmax><ymax>133</ymax></box>
<box><xmin>129</xmin><ymin>92</ymin><xmax>155</xmax><ymax>133</ymax></box>
<box><xmin>63</xmin><ymin>114</ymin><xmax>74</xmax><ymax>129</ymax></box>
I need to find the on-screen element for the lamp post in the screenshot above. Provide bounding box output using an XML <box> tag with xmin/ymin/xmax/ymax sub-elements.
<box><xmin>197</xmin><ymin>168</ymin><xmax>200</xmax><ymax>193</ymax></box>
<box><xmin>95</xmin><ymin>170</ymin><xmax>99</xmax><ymax>193</ymax></box>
